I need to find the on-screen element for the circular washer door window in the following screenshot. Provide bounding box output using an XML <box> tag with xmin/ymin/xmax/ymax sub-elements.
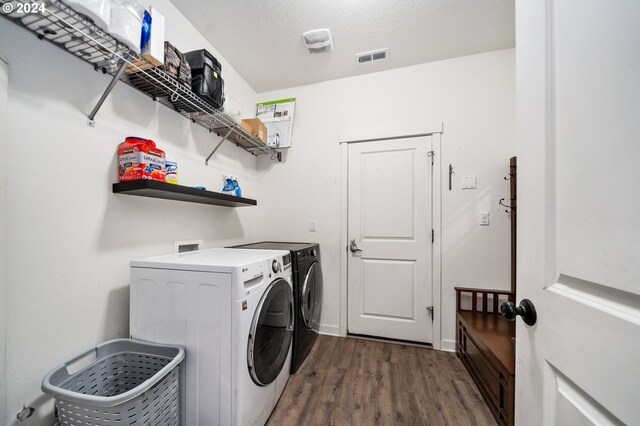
<box><xmin>248</xmin><ymin>278</ymin><xmax>293</xmax><ymax>386</ymax></box>
<box><xmin>301</xmin><ymin>261</ymin><xmax>323</xmax><ymax>329</ymax></box>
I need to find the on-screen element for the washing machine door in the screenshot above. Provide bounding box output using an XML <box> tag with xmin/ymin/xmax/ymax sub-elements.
<box><xmin>248</xmin><ymin>278</ymin><xmax>294</xmax><ymax>386</ymax></box>
<box><xmin>300</xmin><ymin>261</ymin><xmax>323</xmax><ymax>330</ymax></box>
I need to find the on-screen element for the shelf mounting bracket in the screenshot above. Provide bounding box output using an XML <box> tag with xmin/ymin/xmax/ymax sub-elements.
<box><xmin>87</xmin><ymin>53</ymin><xmax>130</xmax><ymax>125</ymax></box>
<box><xmin>205</xmin><ymin>128</ymin><xmax>234</xmax><ymax>165</ymax></box>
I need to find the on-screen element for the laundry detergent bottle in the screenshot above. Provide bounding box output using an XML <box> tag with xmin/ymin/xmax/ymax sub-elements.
<box><xmin>221</xmin><ymin>175</ymin><xmax>241</xmax><ymax>197</ymax></box>
<box><xmin>233</xmin><ymin>177</ymin><xmax>241</xmax><ymax>197</ymax></box>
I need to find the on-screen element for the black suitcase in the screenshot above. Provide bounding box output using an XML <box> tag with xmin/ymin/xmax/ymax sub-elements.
<box><xmin>184</xmin><ymin>49</ymin><xmax>225</xmax><ymax>110</ymax></box>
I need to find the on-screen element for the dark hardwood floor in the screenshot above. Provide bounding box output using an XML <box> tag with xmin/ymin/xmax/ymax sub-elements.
<box><xmin>268</xmin><ymin>335</ymin><xmax>496</xmax><ymax>426</ymax></box>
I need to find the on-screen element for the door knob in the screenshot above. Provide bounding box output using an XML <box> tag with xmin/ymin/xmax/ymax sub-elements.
<box><xmin>349</xmin><ymin>239</ymin><xmax>362</xmax><ymax>253</ymax></box>
<box><xmin>500</xmin><ymin>299</ymin><xmax>537</xmax><ymax>326</ymax></box>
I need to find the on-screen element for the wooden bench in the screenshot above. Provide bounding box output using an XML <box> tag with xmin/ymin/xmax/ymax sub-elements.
<box><xmin>455</xmin><ymin>287</ymin><xmax>515</xmax><ymax>426</ymax></box>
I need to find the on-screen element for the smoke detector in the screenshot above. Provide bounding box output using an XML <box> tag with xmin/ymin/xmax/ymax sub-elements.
<box><xmin>302</xmin><ymin>29</ymin><xmax>333</xmax><ymax>54</ymax></box>
<box><xmin>356</xmin><ymin>48</ymin><xmax>389</xmax><ymax>64</ymax></box>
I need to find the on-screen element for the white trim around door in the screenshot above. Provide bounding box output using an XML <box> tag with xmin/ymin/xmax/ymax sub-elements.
<box><xmin>0</xmin><ymin>55</ymin><xmax>8</xmax><ymax>426</ymax></box>
<box><xmin>339</xmin><ymin>122</ymin><xmax>443</xmax><ymax>350</ymax></box>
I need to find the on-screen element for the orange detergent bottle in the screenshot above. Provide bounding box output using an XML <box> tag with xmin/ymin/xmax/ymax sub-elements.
<box><xmin>118</xmin><ymin>137</ymin><xmax>166</xmax><ymax>182</ymax></box>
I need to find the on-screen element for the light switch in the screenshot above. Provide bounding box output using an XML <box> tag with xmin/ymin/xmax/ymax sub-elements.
<box><xmin>309</xmin><ymin>220</ymin><xmax>317</xmax><ymax>232</ymax></box>
<box><xmin>462</xmin><ymin>176</ymin><xmax>477</xmax><ymax>189</ymax></box>
<box><xmin>480</xmin><ymin>212</ymin><xmax>490</xmax><ymax>226</ymax></box>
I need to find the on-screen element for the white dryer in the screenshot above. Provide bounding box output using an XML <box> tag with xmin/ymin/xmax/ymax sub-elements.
<box><xmin>130</xmin><ymin>248</ymin><xmax>293</xmax><ymax>426</ymax></box>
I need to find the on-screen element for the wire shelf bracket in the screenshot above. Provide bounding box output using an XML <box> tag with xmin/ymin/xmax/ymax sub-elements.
<box><xmin>87</xmin><ymin>53</ymin><xmax>130</xmax><ymax>125</ymax></box>
<box><xmin>205</xmin><ymin>127</ymin><xmax>234</xmax><ymax>165</ymax></box>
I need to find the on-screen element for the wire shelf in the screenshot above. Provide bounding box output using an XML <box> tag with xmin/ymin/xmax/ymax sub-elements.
<box><xmin>0</xmin><ymin>0</ymin><xmax>280</xmax><ymax>160</ymax></box>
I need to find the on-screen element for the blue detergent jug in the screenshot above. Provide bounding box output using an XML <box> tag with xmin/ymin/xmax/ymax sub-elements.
<box><xmin>221</xmin><ymin>175</ymin><xmax>241</xmax><ymax>197</ymax></box>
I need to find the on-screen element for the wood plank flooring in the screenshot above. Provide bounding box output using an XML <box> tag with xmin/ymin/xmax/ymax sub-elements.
<box><xmin>267</xmin><ymin>335</ymin><xmax>496</xmax><ymax>426</ymax></box>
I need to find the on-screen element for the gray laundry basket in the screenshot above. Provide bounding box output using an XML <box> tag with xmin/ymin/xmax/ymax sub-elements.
<box><xmin>42</xmin><ymin>339</ymin><xmax>184</xmax><ymax>426</ymax></box>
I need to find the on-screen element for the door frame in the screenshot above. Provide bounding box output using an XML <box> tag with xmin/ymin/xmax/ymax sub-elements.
<box><xmin>0</xmin><ymin>55</ymin><xmax>8</xmax><ymax>426</ymax></box>
<box><xmin>338</xmin><ymin>121</ymin><xmax>444</xmax><ymax>350</ymax></box>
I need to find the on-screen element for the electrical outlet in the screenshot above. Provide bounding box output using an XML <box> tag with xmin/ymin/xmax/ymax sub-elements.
<box><xmin>309</xmin><ymin>220</ymin><xmax>317</xmax><ymax>232</ymax></box>
<box><xmin>480</xmin><ymin>212</ymin><xmax>490</xmax><ymax>226</ymax></box>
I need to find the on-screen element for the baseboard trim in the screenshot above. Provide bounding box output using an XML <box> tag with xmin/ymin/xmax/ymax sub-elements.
<box><xmin>318</xmin><ymin>324</ymin><xmax>341</xmax><ymax>336</ymax></box>
<box><xmin>347</xmin><ymin>333</ymin><xmax>433</xmax><ymax>349</ymax></box>
<box><xmin>318</xmin><ymin>328</ymin><xmax>457</xmax><ymax>354</ymax></box>
<box><xmin>440</xmin><ymin>339</ymin><xmax>456</xmax><ymax>353</ymax></box>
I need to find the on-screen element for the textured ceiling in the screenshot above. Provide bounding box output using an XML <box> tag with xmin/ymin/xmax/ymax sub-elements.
<box><xmin>170</xmin><ymin>0</ymin><xmax>515</xmax><ymax>92</ymax></box>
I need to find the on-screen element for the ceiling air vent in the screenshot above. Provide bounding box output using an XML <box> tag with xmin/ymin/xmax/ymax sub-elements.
<box><xmin>356</xmin><ymin>48</ymin><xmax>389</xmax><ymax>64</ymax></box>
<box><xmin>302</xmin><ymin>29</ymin><xmax>333</xmax><ymax>54</ymax></box>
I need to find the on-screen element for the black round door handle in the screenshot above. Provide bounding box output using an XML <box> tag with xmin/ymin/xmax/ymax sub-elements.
<box><xmin>500</xmin><ymin>299</ymin><xmax>537</xmax><ymax>326</ymax></box>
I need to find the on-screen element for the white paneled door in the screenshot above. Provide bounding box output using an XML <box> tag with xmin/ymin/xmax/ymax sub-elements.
<box><xmin>347</xmin><ymin>136</ymin><xmax>432</xmax><ymax>343</ymax></box>
<box><xmin>516</xmin><ymin>0</ymin><xmax>640</xmax><ymax>424</ymax></box>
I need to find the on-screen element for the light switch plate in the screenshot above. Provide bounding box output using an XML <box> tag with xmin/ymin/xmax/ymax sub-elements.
<box><xmin>309</xmin><ymin>220</ymin><xmax>317</xmax><ymax>232</ymax></box>
<box><xmin>462</xmin><ymin>176</ymin><xmax>477</xmax><ymax>189</ymax></box>
<box><xmin>480</xmin><ymin>212</ymin><xmax>490</xmax><ymax>226</ymax></box>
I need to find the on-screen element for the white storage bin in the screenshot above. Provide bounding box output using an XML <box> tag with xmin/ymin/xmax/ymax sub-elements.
<box><xmin>110</xmin><ymin>0</ymin><xmax>144</xmax><ymax>54</ymax></box>
<box><xmin>62</xmin><ymin>0</ymin><xmax>111</xmax><ymax>32</ymax></box>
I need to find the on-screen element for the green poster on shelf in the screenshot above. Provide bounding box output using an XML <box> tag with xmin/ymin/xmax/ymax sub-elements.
<box><xmin>256</xmin><ymin>98</ymin><xmax>296</xmax><ymax>148</ymax></box>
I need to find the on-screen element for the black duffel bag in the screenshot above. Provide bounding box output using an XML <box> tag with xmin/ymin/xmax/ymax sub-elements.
<box><xmin>184</xmin><ymin>49</ymin><xmax>225</xmax><ymax>110</ymax></box>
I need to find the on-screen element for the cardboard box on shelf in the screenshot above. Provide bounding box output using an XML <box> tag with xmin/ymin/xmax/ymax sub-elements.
<box><xmin>125</xmin><ymin>58</ymin><xmax>156</xmax><ymax>74</ymax></box>
<box><xmin>240</xmin><ymin>118</ymin><xmax>267</xmax><ymax>143</ymax></box>
<box><xmin>211</xmin><ymin>125</ymin><xmax>253</xmax><ymax>148</ymax></box>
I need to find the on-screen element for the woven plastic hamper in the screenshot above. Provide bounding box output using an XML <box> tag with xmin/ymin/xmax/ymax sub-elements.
<box><xmin>42</xmin><ymin>339</ymin><xmax>184</xmax><ymax>426</ymax></box>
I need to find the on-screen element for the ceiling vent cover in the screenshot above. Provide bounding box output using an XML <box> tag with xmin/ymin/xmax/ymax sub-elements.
<box><xmin>356</xmin><ymin>48</ymin><xmax>389</xmax><ymax>64</ymax></box>
<box><xmin>302</xmin><ymin>29</ymin><xmax>333</xmax><ymax>54</ymax></box>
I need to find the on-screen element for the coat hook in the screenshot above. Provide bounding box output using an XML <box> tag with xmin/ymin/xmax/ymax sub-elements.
<box><xmin>504</xmin><ymin>175</ymin><xmax>512</xmax><ymax>180</ymax></box>
<box><xmin>499</xmin><ymin>198</ymin><xmax>514</xmax><ymax>213</ymax></box>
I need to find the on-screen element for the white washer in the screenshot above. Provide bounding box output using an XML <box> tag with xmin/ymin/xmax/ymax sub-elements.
<box><xmin>130</xmin><ymin>248</ymin><xmax>293</xmax><ymax>426</ymax></box>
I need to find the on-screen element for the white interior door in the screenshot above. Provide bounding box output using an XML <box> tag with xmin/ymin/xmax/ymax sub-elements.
<box><xmin>347</xmin><ymin>136</ymin><xmax>433</xmax><ymax>343</ymax></box>
<box><xmin>516</xmin><ymin>1</ymin><xmax>640</xmax><ymax>424</ymax></box>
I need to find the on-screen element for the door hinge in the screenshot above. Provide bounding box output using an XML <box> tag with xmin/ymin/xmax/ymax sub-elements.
<box><xmin>427</xmin><ymin>150</ymin><xmax>435</xmax><ymax>165</ymax></box>
<box><xmin>431</xmin><ymin>229</ymin><xmax>434</xmax><ymax>243</ymax></box>
<box><xmin>427</xmin><ymin>306</ymin><xmax>434</xmax><ymax>321</ymax></box>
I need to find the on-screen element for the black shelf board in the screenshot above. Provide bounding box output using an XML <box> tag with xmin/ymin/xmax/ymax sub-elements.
<box><xmin>113</xmin><ymin>180</ymin><xmax>257</xmax><ymax>207</ymax></box>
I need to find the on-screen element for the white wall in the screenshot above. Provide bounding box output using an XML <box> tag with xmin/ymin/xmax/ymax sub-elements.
<box><xmin>0</xmin><ymin>1</ymin><xmax>260</xmax><ymax>423</ymax></box>
<box><xmin>256</xmin><ymin>49</ymin><xmax>515</xmax><ymax>348</ymax></box>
